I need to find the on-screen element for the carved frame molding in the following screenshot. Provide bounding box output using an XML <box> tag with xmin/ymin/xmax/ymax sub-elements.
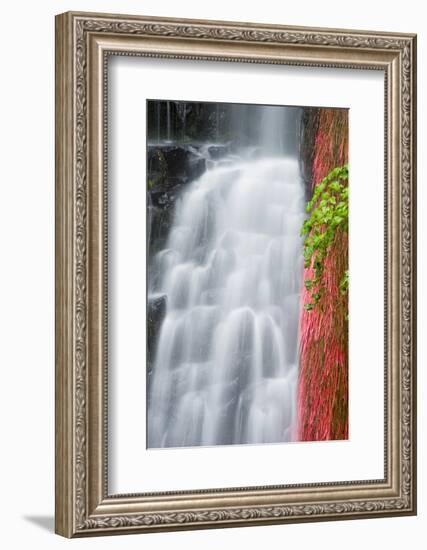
<box><xmin>55</xmin><ymin>11</ymin><xmax>416</xmax><ymax>537</ymax></box>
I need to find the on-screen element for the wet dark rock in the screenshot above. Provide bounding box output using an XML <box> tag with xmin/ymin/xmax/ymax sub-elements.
<box><xmin>147</xmin><ymin>204</ymin><xmax>174</xmax><ymax>257</ymax></box>
<box><xmin>298</xmin><ymin>107</ymin><xmax>320</xmax><ymax>201</ymax></box>
<box><xmin>147</xmin><ymin>145</ymin><xmax>206</xmax><ymax>190</ymax></box>
<box><xmin>147</xmin><ymin>294</ymin><xmax>167</xmax><ymax>369</ymax></box>
<box><xmin>147</xmin><ymin>144</ymin><xmax>212</xmax><ymax>260</ymax></box>
<box><xmin>207</xmin><ymin>144</ymin><xmax>230</xmax><ymax>159</ymax></box>
<box><xmin>150</xmin><ymin>186</ymin><xmax>182</xmax><ymax>210</ymax></box>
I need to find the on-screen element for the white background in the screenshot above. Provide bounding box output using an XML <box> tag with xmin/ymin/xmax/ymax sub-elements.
<box><xmin>0</xmin><ymin>0</ymin><xmax>424</xmax><ymax>548</ymax></box>
<box><xmin>109</xmin><ymin>58</ymin><xmax>384</xmax><ymax>493</ymax></box>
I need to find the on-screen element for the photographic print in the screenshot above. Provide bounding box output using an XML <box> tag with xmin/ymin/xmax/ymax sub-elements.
<box><xmin>56</xmin><ymin>12</ymin><xmax>416</xmax><ymax>536</ymax></box>
<box><xmin>146</xmin><ymin>100</ymin><xmax>349</xmax><ymax>449</ymax></box>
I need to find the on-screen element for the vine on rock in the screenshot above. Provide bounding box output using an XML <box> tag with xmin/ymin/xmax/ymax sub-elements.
<box><xmin>301</xmin><ymin>164</ymin><xmax>349</xmax><ymax>313</ymax></box>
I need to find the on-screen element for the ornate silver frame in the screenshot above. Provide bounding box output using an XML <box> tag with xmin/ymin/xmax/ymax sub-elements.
<box><xmin>55</xmin><ymin>11</ymin><xmax>417</xmax><ymax>538</ymax></box>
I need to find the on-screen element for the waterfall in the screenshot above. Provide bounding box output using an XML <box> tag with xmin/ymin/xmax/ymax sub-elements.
<box><xmin>148</xmin><ymin>104</ymin><xmax>304</xmax><ymax>448</ymax></box>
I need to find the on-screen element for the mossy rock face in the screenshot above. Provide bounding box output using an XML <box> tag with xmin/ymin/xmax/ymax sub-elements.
<box><xmin>147</xmin><ymin>149</ymin><xmax>168</xmax><ymax>190</ymax></box>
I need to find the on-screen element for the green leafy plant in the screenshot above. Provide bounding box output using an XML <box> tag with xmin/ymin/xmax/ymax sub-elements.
<box><xmin>339</xmin><ymin>269</ymin><xmax>349</xmax><ymax>295</ymax></box>
<box><xmin>301</xmin><ymin>164</ymin><xmax>349</xmax><ymax>311</ymax></box>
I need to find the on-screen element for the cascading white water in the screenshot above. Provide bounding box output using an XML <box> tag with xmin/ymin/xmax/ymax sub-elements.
<box><xmin>148</xmin><ymin>105</ymin><xmax>305</xmax><ymax>448</ymax></box>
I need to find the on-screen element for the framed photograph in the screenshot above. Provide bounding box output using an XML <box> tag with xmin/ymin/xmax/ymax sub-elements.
<box><xmin>55</xmin><ymin>11</ymin><xmax>417</xmax><ymax>537</ymax></box>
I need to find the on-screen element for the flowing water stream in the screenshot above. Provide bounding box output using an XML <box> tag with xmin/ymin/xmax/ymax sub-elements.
<box><xmin>148</xmin><ymin>105</ymin><xmax>305</xmax><ymax>448</ymax></box>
